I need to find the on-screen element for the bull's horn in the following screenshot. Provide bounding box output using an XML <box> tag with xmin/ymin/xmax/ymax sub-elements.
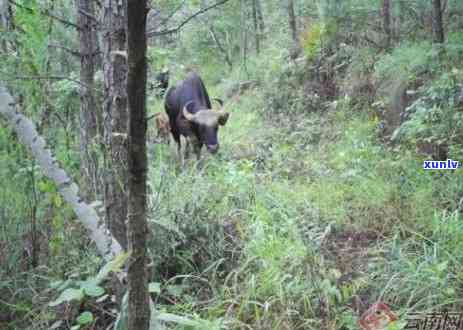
<box><xmin>217</xmin><ymin>111</ymin><xmax>229</xmax><ymax>126</ymax></box>
<box><xmin>182</xmin><ymin>101</ymin><xmax>196</xmax><ymax>122</ymax></box>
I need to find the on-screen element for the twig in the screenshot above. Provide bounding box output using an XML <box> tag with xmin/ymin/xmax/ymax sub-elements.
<box><xmin>78</xmin><ymin>8</ymin><xmax>99</xmax><ymax>24</ymax></box>
<box><xmin>48</xmin><ymin>44</ymin><xmax>81</xmax><ymax>57</ymax></box>
<box><xmin>8</xmin><ymin>0</ymin><xmax>80</xmax><ymax>30</ymax></box>
<box><xmin>154</xmin><ymin>0</ymin><xmax>186</xmax><ymax>29</ymax></box>
<box><xmin>6</xmin><ymin>75</ymin><xmax>88</xmax><ymax>89</ymax></box>
<box><xmin>147</xmin><ymin>0</ymin><xmax>230</xmax><ymax>37</ymax></box>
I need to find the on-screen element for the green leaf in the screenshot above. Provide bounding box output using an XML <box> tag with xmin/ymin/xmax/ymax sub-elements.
<box><xmin>81</xmin><ymin>280</ymin><xmax>105</xmax><ymax>297</ymax></box>
<box><xmin>49</xmin><ymin>321</ymin><xmax>63</xmax><ymax>329</ymax></box>
<box><xmin>95</xmin><ymin>251</ymin><xmax>131</xmax><ymax>284</ymax></box>
<box><xmin>166</xmin><ymin>285</ymin><xmax>184</xmax><ymax>297</ymax></box>
<box><xmin>48</xmin><ymin>288</ymin><xmax>84</xmax><ymax>307</ymax></box>
<box><xmin>49</xmin><ymin>280</ymin><xmax>64</xmax><ymax>289</ymax></box>
<box><xmin>156</xmin><ymin>312</ymin><xmax>201</xmax><ymax>327</ymax></box>
<box><xmin>436</xmin><ymin>261</ymin><xmax>448</xmax><ymax>273</ymax></box>
<box><xmin>96</xmin><ymin>294</ymin><xmax>109</xmax><ymax>303</ymax></box>
<box><xmin>76</xmin><ymin>311</ymin><xmax>94</xmax><ymax>325</ymax></box>
<box><xmin>149</xmin><ymin>282</ymin><xmax>161</xmax><ymax>294</ymax></box>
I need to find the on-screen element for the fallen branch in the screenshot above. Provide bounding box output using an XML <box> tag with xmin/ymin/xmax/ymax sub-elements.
<box><xmin>147</xmin><ymin>0</ymin><xmax>230</xmax><ymax>37</ymax></box>
<box><xmin>0</xmin><ymin>86</ymin><xmax>122</xmax><ymax>261</ymax></box>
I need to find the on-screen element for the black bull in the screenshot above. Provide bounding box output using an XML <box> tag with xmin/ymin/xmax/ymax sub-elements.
<box><xmin>164</xmin><ymin>72</ymin><xmax>229</xmax><ymax>161</ymax></box>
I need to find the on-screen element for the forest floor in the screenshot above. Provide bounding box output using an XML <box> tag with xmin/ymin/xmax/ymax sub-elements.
<box><xmin>143</xmin><ymin>82</ymin><xmax>459</xmax><ymax>329</ymax></box>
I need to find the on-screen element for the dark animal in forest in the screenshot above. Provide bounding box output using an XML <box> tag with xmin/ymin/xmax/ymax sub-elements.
<box><xmin>151</xmin><ymin>68</ymin><xmax>169</xmax><ymax>98</ymax></box>
<box><xmin>154</xmin><ymin>112</ymin><xmax>171</xmax><ymax>143</ymax></box>
<box><xmin>164</xmin><ymin>72</ymin><xmax>229</xmax><ymax>163</ymax></box>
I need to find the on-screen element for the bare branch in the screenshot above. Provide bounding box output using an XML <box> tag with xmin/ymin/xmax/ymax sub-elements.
<box><xmin>147</xmin><ymin>0</ymin><xmax>230</xmax><ymax>38</ymax></box>
<box><xmin>48</xmin><ymin>43</ymin><xmax>81</xmax><ymax>57</ymax></box>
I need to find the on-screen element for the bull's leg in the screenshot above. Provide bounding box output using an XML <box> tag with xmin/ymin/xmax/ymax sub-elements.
<box><xmin>193</xmin><ymin>142</ymin><xmax>202</xmax><ymax>161</ymax></box>
<box><xmin>170</xmin><ymin>130</ymin><xmax>183</xmax><ymax>166</ymax></box>
<box><xmin>184</xmin><ymin>136</ymin><xmax>192</xmax><ymax>160</ymax></box>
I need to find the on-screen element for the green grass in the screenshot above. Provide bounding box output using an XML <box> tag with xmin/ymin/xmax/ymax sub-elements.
<box><xmin>143</xmin><ymin>77</ymin><xmax>463</xmax><ymax>329</ymax></box>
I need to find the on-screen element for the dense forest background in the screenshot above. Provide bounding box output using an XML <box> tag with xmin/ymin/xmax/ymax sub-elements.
<box><xmin>1</xmin><ymin>0</ymin><xmax>463</xmax><ymax>329</ymax></box>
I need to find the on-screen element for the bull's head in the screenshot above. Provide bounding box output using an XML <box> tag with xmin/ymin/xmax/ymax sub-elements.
<box><xmin>182</xmin><ymin>101</ymin><xmax>229</xmax><ymax>154</ymax></box>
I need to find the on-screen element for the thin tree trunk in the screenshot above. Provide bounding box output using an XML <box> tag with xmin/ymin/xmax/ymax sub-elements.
<box><xmin>432</xmin><ymin>0</ymin><xmax>445</xmax><ymax>43</ymax></box>
<box><xmin>240</xmin><ymin>0</ymin><xmax>248</xmax><ymax>72</ymax></box>
<box><xmin>76</xmin><ymin>0</ymin><xmax>100</xmax><ymax>201</ymax></box>
<box><xmin>126</xmin><ymin>0</ymin><xmax>150</xmax><ymax>329</ymax></box>
<box><xmin>382</xmin><ymin>0</ymin><xmax>392</xmax><ymax>48</ymax></box>
<box><xmin>252</xmin><ymin>0</ymin><xmax>260</xmax><ymax>54</ymax></box>
<box><xmin>287</xmin><ymin>0</ymin><xmax>297</xmax><ymax>43</ymax></box>
<box><xmin>255</xmin><ymin>0</ymin><xmax>265</xmax><ymax>37</ymax></box>
<box><xmin>103</xmin><ymin>0</ymin><xmax>128</xmax><ymax>250</ymax></box>
<box><xmin>0</xmin><ymin>0</ymin><xmax>11</xmax><ymax>52</ymax></box>
<box><xmin>395</xmin><ymin>0</ymin><xmax>406</xmax><ymax>42</ymax></box>
<box><xmin>39</xmin><ymin>3</ymin><xmax>55</xmax><ymax>132</ymax></box>
<box><xmin>0</xmin><ymin>87</ymin><xmax>123</xmax><ymax>261</ymax></box>
<box><xmin>209</xmin><ymin>26</ymin><xmax>233</xmax><ymax>69</ymax></box>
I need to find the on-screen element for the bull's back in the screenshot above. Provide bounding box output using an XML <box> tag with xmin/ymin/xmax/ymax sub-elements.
<box><xmin>165</xmin><ymin>72</ymin><xmax>212</xmax><ymax>116</ymax></box>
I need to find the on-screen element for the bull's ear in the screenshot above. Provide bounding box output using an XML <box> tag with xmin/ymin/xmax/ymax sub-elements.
<box><xmin>218</xmin><ymin>112</ymin><xmax>229</xmax><ymax>126</ymax></box>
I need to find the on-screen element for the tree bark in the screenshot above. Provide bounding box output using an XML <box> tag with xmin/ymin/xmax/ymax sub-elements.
<box><xmin>126</xmin><ymin>1</ymin><xmax>150</xmax><ymax>329</ymax></box>
<box><xmin>432</xmin><ymin>0</ymin><xmax>445</xmax><ymax>43</ymax></box>
<box><xmin>287</xmin><ymin>0</ymin><xmax>297</xmax><ymax>43</ymax></box>
<box><xmin>382</xmin><ymin>0</ymin><xmax>392</xmax><ymax>48</ymax></box>
<box><xmin>252</xmin><ymin>0</ymin><xmax>260</xmax><ymax>54</ymax></box>
<box><xmin>0</xmin><ymin>87</ymin><xmax>123</xmax><ymax>261</ymax></box>
<box><xmin>75</xmin><ymin>0</ymin><xmax>100</xmax><ymax>202</ymax></box>
<box><xmin>103</xmin><ymin>0</ymin><xmax>129</xmax><ymax>250</ymax></box>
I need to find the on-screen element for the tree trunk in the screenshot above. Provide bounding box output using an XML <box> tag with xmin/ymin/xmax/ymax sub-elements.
<box><xmin>287</xmin><ymin>0</ymin><xmax>297</xmax><ymax>43</ymax></box>
<box><xmin>76</xmin><ymin>0</ymin><xmax>100</xmax><ymax>202</ymax></box>
<box><xmin>252</xmin><ymin>0</ymin><xmax>260</xmax><ymax>54</ymax></box>
<box><xmin>0</xmin><ymin>87</ymin><xmax>123</xmax><ymax>261</ymax></box>
<box><xmin>432</xmin><ymin>0</ymin><xmax>445</xmax><ymax>43</ymax></box>
<box><xmin>382</xmin><ymin>0</ymin><xmax>392</xmax><ymax>48</ymax></box>
<box><xmin>103</xmin><ymin>0</ymin><xmax>129</xmax><ymax>250</ymax></box>
<box><xmin>126</xmin><ymin>1</ymin><xmax>150</xmax><ymax>329</ymax></box>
